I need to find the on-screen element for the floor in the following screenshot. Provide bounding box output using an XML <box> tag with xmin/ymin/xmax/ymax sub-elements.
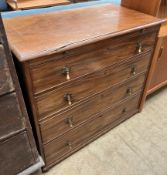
<box><xmin>45</xmin><ymin>87</ymin><xmax>167</xmax><ymax>175</ymax></box>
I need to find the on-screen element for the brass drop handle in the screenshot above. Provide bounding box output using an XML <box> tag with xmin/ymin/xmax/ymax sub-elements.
<box><xmin>122</xmin><ymin>108</ymin><xmax>127</xmax><ymax>114</ymax></box>
<box><xmin>64</xmin><ymin>93</ymin><xmax>73</xmax><ymax>105</ymax></box>
<box><xmin>66</xmin><ymin>141</ymin><xmax>72</xmax><ymax>150</ymax></box>
<box><xmin>137</xmin><ymin>43</ymin><xmax>143</xmax><ymax>54</ymax></box>
<box><xmin>127</xmin><ymin>88</ymin><xmax>132</xmax><ymax>96</ymax></box>
<box><xmin>63</xmin><ymin>66</ymin><xmax>71</xmax><ymax>81</ymax></box>
<box><xmin>131</xmin><ymin>66</ymin><xmax>136</xmax><ymax>76</ymax></box>
<box><xmin>65</xmin><ymin>117</ymin><xmax>74</xmax><ymax>128</ymax></box>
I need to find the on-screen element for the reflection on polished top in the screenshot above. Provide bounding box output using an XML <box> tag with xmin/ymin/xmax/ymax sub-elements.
<box><xmin>3</xmin><ymin>4</ymin><xmax>163</xmax><ymax>61</ymax></box>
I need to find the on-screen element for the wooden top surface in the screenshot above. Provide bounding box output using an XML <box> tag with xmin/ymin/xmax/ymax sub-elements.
<box><xmin>3</xmin><ymin>4</ymin><xmax>164</xmax><ymax>62</ymax></box>
<box><xmin>7</xmin><ymin>0</ymin><xmax>71</xmax><ymax>10</ymax></box>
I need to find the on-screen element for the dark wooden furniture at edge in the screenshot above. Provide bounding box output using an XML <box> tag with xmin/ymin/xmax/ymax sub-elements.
<box><xmin>3</xmin><ymin>4</ymin><xmax>164</xmax><ymax>171</ymax></box>
<box><xmin>0</xmin><ymin>15</ymin><xmax>44</xmax><ymax>175</ymax></box>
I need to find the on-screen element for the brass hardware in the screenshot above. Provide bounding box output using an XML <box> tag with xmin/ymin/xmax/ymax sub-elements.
<box><xmin>64</xmin><ymin>93</ymin><xmax>73</xmax><ymax>105</ymax></box>
<box><xmin>127</xmin><ymin>88</ymin><xmax>132</xmax><ymax>96</ymax></box>
<box><xmin>63</xmin><ymin>66</ymin><xmax>71</xmax><ymax>80</ymax></box>
<box><xmin>65</xmin><ymin>117</ymin><xmax>74</xmax><ymax>128</ymax></box>
<box><xmin>131</xmin><ymin>66</ymin><xmax>136</xmax><ymax>76</ymax></box>
<box><xmin>122</xmin><ymin>108</ymin><xmax>127</xmax><ymax>114</ymax></box>
<box><xmin>137</xmin><ymin>43</ymin><xmax>143</xmax><ymax>54</ymax></box>
<box><xmin>66</xmin><ymin>141</ymin><xmax>72</xmax><ymax>149</ymax></box>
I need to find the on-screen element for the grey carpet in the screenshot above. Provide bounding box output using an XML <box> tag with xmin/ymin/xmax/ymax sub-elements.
<box><xmin>45</xmin><ymin>87</ymin><xmax>167</xmax><ymax>175</ymax></box>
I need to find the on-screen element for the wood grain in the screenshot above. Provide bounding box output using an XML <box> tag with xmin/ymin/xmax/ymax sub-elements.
<box><xmin>7</xmin><ymin>0</ymin><xmax>71</xmax><ymax>10</ymax></box>
<box><xmin>30</xmin><ymin>31</ymin><xmax>156</xmax><ymax>94</ymax></box>
<box><xmin>3</xmin><ymin>4</ymin><xmax>163</xmax><ymax>61</ymax></box>
<box><xmin>0</xmin><ymin>93</ymin><xmax>24</xmax><ymax>139</ymax></box>
<box><xmin>36</xmin><ymin>52</ymin><xmax>151</xmax><ymax>118</ymax></box>
<box><xmin>40</xmin><ymin>74</ymin><xmax>145</xmax><ymax>144</ymax></box>
<box><xmin>149</xmin><ymin>36</ymin><xmax>167</xmax><ymax>92</ymax></box>
<box><xmin>157</xmin><ymin>0</ymin><xmax>167</xmax><ymax>18</ymax></box>
<box><xmin>0</xmin><ymin>132</ymin><xmax>34</xmax><ymax>175</ymax></box>
<box><xmin>3</xmin><ymin>6</ymin><xmax>162</xmax><ymax>170</ymax></box>
<box><xmin>0</xmin><ymin>44</ymin><xmax>14</xmax><ymax>96</ymax></box>
<box><xmin>121</xmin><ymin>0</ymin><xmax>167</xmax><ymax>98</ymax></box>
<box><xmin>121</xmin><ymin>0</ymin><xmax>161</xmax><ymax>16</ymax></box>
<box><xmin>159</xmin><ymin>22</ymin><xmax>167</xmax><ymax>37</ymax></box>
<box><xmin>43</xmin><ymin>94</ymin><xmax>141</xmax><ymax>168</ymax></box>
<box><xmin>0</xmin><ymin>15</ymin><xmax>42</xmax><ymax>174</ymax></box>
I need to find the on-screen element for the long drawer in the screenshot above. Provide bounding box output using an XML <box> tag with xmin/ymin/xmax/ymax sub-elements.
<box><xmin>0</xmin><ymin>93</ymin><xmax>24</xmax><ymax>139</ymax></box>
<box><xmin>0</xmin><ymin>43</ymin><xmax>14</xmax><ymax>96</ymax></box>
<box><xmin>36</xmin><ymin>52</ymin><xmax>151</xmax><ymax>118</ymax></box>
<box><xmin>0</xmin><ymin>132</ymin><xmax>35</xmax><ymax>175</ymax></box>
<box><xmin>44</xmin><ymin>94</ymin><xmax>141</xmax><ymax>167</ymax></box>
<box><xmin>30</xmin><ymin>29</ymin><xmax>157</xmax><ymax>94</ymax></box>
<box><xmin>40</xmin><ymin>74</ymin><xmax>146</xmax><ymax>143</ymax></box>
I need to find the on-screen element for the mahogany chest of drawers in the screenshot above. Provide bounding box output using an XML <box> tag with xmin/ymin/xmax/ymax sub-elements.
<box><xmin>0</xmin><ymin>16</ymin><xmax>43</xmax><ymax>175</ymax></box>
<box><xmin>3</xmin><ymin>4</ymin><xmax>164</xmax><ymax>171</ymax></box>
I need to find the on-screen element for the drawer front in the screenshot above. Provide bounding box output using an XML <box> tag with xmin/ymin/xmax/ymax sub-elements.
<box><xmin>44</xmin><ymin>94</ymin><xmax>141</xmax><ymax>166</ymax></box>
<box><xmin>0</xmin><ymin>44</ymin><xmax>14</xmax><ymax>96</ymax></box>
<box><xmin>0</xmin><ymin>132</ymin><xmax>35</xmax><ymax>175</ymax></box>
<box><xmin>0</xmin><ymin>93</ymin><xmax>24</xmax><ymax>139</ymax></box>
<box><xmin>30</xmin><ymin>30</ymin><xmax>157</xmax><ymax>94</ymax></box>
<box><xmin>40</xmin><ymin>74</ymin><xmax>146</xmax><ymax>143</ymax></box>
<box><xmin>36</xmin><ymin>52</ymin><xmax>151</xmax><ymax>118</ymax></box>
